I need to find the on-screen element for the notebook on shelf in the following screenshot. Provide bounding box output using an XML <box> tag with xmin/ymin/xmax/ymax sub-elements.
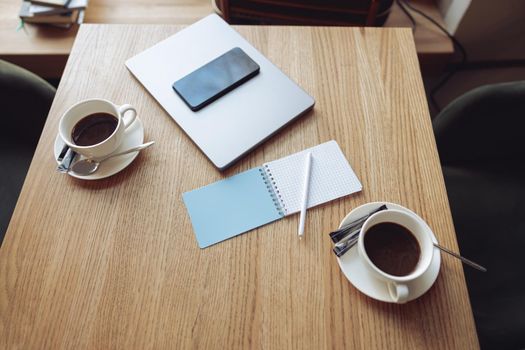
<box><xmin>30</xmin><ymin>0</ymin><xmax>71</xmax><ymax>7</ymax></box>
<box><xmin>183</xmin><ymin>141</ymin><xmax>362</xmax><ymax>248</ymax></box>
<box><xmin>19</xmin><ymin>1</ymin><xmax>79</xmax><ymax>24</ymax></box>
<box><xmin>29</xmin><ymin>0</ymin><xmax>88</xmax><ymax>15</ymax></box>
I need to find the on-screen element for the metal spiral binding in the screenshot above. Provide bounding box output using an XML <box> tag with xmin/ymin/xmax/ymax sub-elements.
<box><xmin>259</xmin><ymin>165</ymin><xmax>287</xmax><ymax>217</ymax></box>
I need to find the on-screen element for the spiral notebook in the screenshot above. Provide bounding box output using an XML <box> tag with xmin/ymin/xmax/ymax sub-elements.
<box><xmin>183</xmin><ymin>141</ymin><xmax>362</xmax><ymax>248</ymax></box>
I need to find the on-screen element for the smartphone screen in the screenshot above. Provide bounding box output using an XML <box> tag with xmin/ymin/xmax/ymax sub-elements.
<box><xmin>172</xmin><ymin>47</ymin><xmax>260</xmax><ymax>111</ymax></box>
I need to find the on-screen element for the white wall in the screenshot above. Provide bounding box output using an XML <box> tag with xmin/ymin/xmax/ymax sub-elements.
<box><xmin>438</xmin><ymin>0</ymin><xmax>525</xmax><ymax>61</ymax></box>
<box><xmin>425</xmin><ymin>0</ymin><xmax>525</xmax><ymax>117</ymax></box>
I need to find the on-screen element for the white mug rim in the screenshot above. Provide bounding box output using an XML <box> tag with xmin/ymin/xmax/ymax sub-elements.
<box><xmin>358</xmin><ymin>209</ymin><xmax>433</xmax><ymax>283</ymax></box>
<box><xmin>58</xmin><ymin>98</ymin><xmax>123</xmax><ymax>149</ymax></box>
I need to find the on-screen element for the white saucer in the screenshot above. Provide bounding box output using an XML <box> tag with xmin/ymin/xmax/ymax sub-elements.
<box><xmin>336</xmin><ymin>202</ymin><xmax>441</xmax><ymax>303</ymax></box>
<box><xmin>54</xmin><ymin>117</ymin><xmax>144</xmax><ymax>180</ymax></box>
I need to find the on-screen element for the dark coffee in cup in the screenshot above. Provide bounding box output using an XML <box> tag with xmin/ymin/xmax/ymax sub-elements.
<box><xmin>364</xmin><ymin>222</ymin><xmax>421</xmax><ymax>276</ymax></box>
<box><xmin>71</xmin><ymin>113</ymin><xmax>118</xmax><ymax>146</ymax></box>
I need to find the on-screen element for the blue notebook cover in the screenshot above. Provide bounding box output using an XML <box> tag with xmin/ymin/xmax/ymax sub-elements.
<box><xmin>183</xmin><ymin>141</ymin><xmax>362</xmax><ymax>248</ymax></box>
<box><xmin>183</xmin><ymin>167</ymin><xmax>284</xmax><ymax>248</ymax></box>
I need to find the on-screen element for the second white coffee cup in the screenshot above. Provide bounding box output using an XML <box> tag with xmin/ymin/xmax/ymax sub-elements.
<box><xmin>59</xmin><ymin>98</ymin><xmax>137</xmax><ymax>159</ymax></box>
<box><xmin>358</xmin><ymin>209</ymin><xmax>434</xmax><ymax>303</ymax></box>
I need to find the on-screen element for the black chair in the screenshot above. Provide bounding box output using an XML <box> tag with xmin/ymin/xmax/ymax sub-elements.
<box><xmin>214</xmin><ymin>0</ymin><xmax>393</xmax><ymax>26</ymax></box>
<box><xmin>0</xmin><ymin>60</ymin><xmax>56</xmax><ymax>245</ymax></box>
<box><xmin>433</xmin><ymin>81</ymin><xmax>525</xmax><ymax>350</ymax></box>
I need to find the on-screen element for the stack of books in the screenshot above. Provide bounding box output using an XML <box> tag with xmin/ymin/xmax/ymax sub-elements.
<box><xmin>19</xmin><ymin>0</ymin><xmax>88</xmax><ymax>28</ymax></box>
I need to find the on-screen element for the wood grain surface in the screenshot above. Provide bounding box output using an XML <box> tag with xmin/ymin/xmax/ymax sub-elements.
<box><xmin>0</xmin><ymin>24</ymin><xmax>478</xmax><ymax>349</ymax></box>
<box><xmin>0</xmin><ymin>0</ymin><xmax>452</xmax><ymax>78</ymax></box>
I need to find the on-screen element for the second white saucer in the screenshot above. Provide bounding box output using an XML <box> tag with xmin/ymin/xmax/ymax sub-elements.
<box><xmin>336</xmin><ymin>202</ymin><xmax>441</xmax><ymax>303</ymax></box>
<box><xmin>54</xmin><ymin>117</ymin><xmax>144</xmax><ymax>180</ymax></box>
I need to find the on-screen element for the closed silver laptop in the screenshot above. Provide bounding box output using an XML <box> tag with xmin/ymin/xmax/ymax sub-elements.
<box><xmin>126</xmin><ymin>14</ymin><xmax>315</xmax><ymax>170</ymax></box>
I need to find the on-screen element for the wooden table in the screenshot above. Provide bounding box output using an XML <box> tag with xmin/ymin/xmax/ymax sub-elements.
<box><xmin>0</xmin><ymin>24</ymin><xmax>478</xmax><ymax>349</ymax></box>
<box><xmin>0</xmin><ymin>0</ymin><xmax>452</xmax><ymax>78</ymax></box>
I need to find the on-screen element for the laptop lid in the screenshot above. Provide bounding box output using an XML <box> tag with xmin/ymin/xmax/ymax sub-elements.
<box><xmin>126</xmin><ymin>14</ymin><xmax>315</xmax><ymax>170</ymax></box>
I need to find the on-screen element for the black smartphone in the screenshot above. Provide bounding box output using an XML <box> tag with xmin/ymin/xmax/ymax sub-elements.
<box><xmin>172</xmin><ymin>47</ymin><xmax>260</xmax><ymax>111</ymax></box>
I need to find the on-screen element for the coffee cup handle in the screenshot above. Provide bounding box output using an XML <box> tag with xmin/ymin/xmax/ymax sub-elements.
<box><xmin>388</xmin><ymin>283</ymin><xmax>409</xmax><ymax>304</ymax></box>
<box><xmin>118</xmin><ymin>104</ymin><xmax>137</xmax><ymax>129</ymax></box>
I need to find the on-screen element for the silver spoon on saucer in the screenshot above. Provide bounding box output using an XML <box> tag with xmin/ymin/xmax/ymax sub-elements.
<box><xmin>70</xmin><ymin>141</ymin><xmax>155</xmax><ymax>176</ymax></box>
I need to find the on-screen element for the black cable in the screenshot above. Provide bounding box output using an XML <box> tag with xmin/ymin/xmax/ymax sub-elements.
<box><xmin>396</xmin><ymin>0</ymin><xmax>416</xmax><ymax>33</ymax></box>
<box><xmin>399</xmin><ymin>0</ymin><xmax>468</xmax><ymax>112</ymax></box>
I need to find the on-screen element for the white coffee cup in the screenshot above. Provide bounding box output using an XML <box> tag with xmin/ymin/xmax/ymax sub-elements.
<box><xmin>58</xmin><ymin>98</ymin><xmax>137</xmax><ymax>159</ymax></box>
<box><xmin>358</xmin><ymin>209</ymin><xmax>434</xmax><ymax>303</ymax></box>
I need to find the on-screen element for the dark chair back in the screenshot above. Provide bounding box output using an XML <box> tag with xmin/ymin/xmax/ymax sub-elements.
<box><xmin>433</xmin><ymin>81</ymin><xmax>525</xmax><ymax>350</ymax></box>
<box><xmin>214</xmin><ymin>0</ymin><xmax>393</xmax><ymax>26</ymax></box>
<box><xmin>0</xmin><ymin>60</ymin><xmax>56</xmax><ymax>244</ymax></box>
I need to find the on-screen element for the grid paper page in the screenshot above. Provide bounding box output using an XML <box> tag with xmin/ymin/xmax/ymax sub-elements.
<box><xmin>263</xmin><ymin>140</ymin><xmax>362</xmax><ymax>215</ymax></box>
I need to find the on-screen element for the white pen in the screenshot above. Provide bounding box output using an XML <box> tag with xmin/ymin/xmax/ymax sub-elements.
<box><xmin>298</xmin><ymin>152</ymin><xmax>313</xmax><ymax>240</ymax></box>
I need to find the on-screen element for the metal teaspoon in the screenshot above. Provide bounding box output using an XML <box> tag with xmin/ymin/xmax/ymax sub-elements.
<box><xmin>70</xmin><ymin>141</ymin><xmax>155</xmax><ymax>176</ymax></box>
